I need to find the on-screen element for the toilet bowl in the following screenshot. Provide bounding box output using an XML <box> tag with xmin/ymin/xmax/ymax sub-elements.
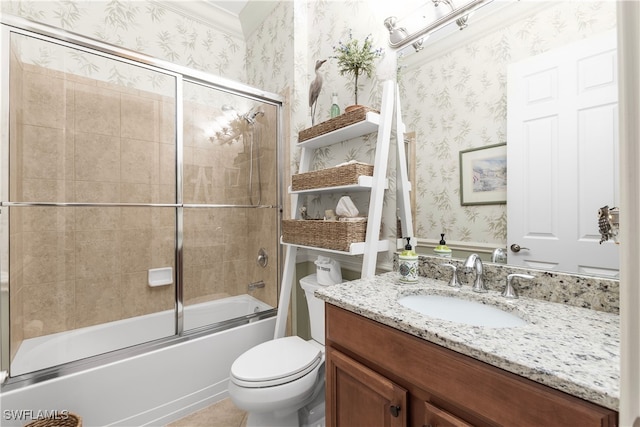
<box><xmin>228</xmin><ymin>273</ymin><xmax>330</xmax><ymax>427</ymax></box>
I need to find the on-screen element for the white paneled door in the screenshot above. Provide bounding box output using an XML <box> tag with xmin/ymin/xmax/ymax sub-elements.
<box><xmin>507</xmin><ymin>30</ymin><xmax>619</xmax><ymax>277</ymax></box>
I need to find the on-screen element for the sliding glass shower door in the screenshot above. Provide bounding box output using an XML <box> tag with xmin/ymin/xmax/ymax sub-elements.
<box><xmin>4</xmin><ymin>31</ymin><xmax>178</xmax><ymax>375</ymax></box>
<box><xmin>181</xmin><ymin>81</ymin><xmax>280</xmax><ymax>331</ymax></box>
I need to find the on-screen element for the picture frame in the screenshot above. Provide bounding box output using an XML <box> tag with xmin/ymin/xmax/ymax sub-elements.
<box><xmin>459</xmin><ymin>143</ymin><xmax>507</xmax><ymax>206</ymax></box>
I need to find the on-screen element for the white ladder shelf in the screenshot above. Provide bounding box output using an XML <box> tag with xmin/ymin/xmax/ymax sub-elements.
<box><xmin>274</xmin><ymin>80</ymin><xmax>413</xmax><ymax>338</ymax></box>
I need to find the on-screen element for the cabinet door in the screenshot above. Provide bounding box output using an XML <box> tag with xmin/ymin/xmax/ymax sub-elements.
<box><xmin>327</xmin><ymin>347</ymin><xmax>407</xmax><ymax>427</ymax></box>
<box><xmin>423</xmin><ymin>402</ymin><xmax>474</xmax><ymax>427</ymax></box>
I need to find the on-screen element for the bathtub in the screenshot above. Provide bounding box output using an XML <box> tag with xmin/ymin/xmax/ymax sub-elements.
<box><xmin>1</xmin><ymin>294</ymin><xmax>276</xmax><ymax>426</ymax></box>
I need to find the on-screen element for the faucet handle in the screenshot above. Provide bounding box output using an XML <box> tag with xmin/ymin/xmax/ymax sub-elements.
<box><xmin>502</xmin><ymin>273</ymin><xmax>535</xmax><ymax>299</ymax></box>
<box><xmin>441</xmin><ymin>263</ymin><xmax>462</xmax><ymax>288</ymax></box>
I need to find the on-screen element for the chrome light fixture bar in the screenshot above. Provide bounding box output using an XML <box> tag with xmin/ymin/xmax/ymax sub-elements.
<box><xmin>386</xmin><ymin>0</ymin><xmax>491</xmax><ymax>51</ymax></box>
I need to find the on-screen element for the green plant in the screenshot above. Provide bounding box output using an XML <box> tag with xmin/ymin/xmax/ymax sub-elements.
<box><xmin>333</xmin><ymin>31</ymin><xmax>383</xmax><ymax>105</ymax></box>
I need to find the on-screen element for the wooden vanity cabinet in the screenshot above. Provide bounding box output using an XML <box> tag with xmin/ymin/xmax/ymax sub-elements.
<box><xmin>325</xmin><ymin>304</ymin><xmax>618</xmax><ymax>427</ymax></box>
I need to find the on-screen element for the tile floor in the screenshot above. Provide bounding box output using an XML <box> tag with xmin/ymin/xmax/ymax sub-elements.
<box><xmin>167</xmin><ymin>398</ymin><xmax>247</xmax><ymax>427</ymax></box>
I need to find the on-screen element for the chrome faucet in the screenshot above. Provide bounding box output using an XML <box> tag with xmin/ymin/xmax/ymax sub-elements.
<box><xmin>464</xmin><ymin>253</ymin><xmax>488</xmax><ymax>293</ymax></box>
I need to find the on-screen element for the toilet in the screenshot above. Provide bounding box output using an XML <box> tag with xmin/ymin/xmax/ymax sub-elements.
<box><xmin>228</xmin><ymin>274</ymin><xmax>328</xmax><ymax>427</ymax></box>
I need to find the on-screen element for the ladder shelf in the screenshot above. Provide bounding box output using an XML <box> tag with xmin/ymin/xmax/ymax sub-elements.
<box><xmin>273</xmin><ymin>80</ymin><xmax>413</xmax><ymax>339</ymax></box>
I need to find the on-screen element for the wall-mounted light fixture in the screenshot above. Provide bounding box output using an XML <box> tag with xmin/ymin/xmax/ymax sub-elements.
<box><xmin>385</xmin><ymin>0</ymin><xmax>492</xmax><ymax>52</ymax></box>
<box><xmin>383</xmin><ymin>16</ymin><xmax>425</xmax><ymax>53</ymax></box>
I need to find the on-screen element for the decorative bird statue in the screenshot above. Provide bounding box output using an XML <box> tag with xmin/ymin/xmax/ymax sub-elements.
<box><xmin>309</xmin><ymin>59</ymin><xmax>327</xmax><ymax>126</ymax></box>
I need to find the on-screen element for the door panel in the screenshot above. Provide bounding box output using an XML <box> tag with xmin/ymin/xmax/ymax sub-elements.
<box><xmin>327</xmin><ymin>347</ymin><xmax>407</xmax><ymax>427</ymax></box>
<box><xmin>507</xmin><ymin>29</ymin><xmax>619</xmax><ymax>276</ymax></box>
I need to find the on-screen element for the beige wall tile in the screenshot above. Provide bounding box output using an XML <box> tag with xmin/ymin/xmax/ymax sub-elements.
<box><xmin>21</xmin><ymin>179</ymin><xmax>72</xmax><ymax>202</ymax></box>
<box><xmin>121</xmin><ymin>272</ymin><xmax>174</xmax><ymax>319</ymax></box>
<box><xmin>122</xmin><ymin>138</ymin><xmax>154</xmax><ymax>184</ymax></box>
<box><xmin>159</xmin><ymin>142</ymin><xmax>176</xmax><ymax>186</ymax></box>
<box><xmin>75</xmin><ymin>230</ymin><xmax>121</xmax><ymax>281</ymax></box>
<box><xmin>74</xmin><ymin>181</ymin><xmax>120</xmax><ymax>203</ymax></box>
<box><xmin>74</xmin><ymin>132</ymin><xmax>121</xmax><ymax>182</ymax></box>
<box><xmin>22</xmin><ymin>281</ymin><xmax>75</xmax><ymax>338</ymax></box>
<box><xmin>75</xmin><ymin>207</ymin><xmax>120</xmax><ymax>231</ymax></box>
<box><xmin>120</xmin><ymin>182</ymin><xmax>152</xmax><ymax>203</ymax></box>
<box><xmin>120</xmin><ymin>229</ymin><xmax>152</xmax><ymax>273</ymax></box>
<box><xmin>22</xmin><ymin>231</ymin><xmax>75</xmax><ymax>285</ymax></box>
<box><xmin>121</xmin><ymin>93</ymin><xmax>158</xmax><ymax>141</ymax></box>
<box><xmin>159</xmin><ymin>100</ymin><xmax>176</xmax><ymax>144</ymax></box>
<box><xmin>151</xmin><ymin>227</ymin><xmax>176</xmax><ymax>267</ymax></box>
<box><xmin>22</xmin><ymin>126</ymin><xmax>67</xmax><ymax>180</ymax></box>
<box><xmin>22</xmin><ymin>71</ymin><xmax>66</xmax><ymax>129</ymax></box>
<box><xmin>74</xmin><ymin>83</ymin><xmax>121</xmax><ymax>137</ymax></box>
<box><xmin>75</xmin><ymin>275</ymin><xmax>122</xmax><ymax>327</ymax></box>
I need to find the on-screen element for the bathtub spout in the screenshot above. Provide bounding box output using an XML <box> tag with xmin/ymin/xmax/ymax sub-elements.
<box><xmin>248</xmin><ymin>280</ymin><xmax>265</xmax><ymax>291</ymax></box>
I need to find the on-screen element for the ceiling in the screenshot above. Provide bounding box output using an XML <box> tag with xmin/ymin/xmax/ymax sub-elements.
<box><xmin>205</xmin><ymin>0</ymin><xmax>249</xmax><ymax>16</ymax></box>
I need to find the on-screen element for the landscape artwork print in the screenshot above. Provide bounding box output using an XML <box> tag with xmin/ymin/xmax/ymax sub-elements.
<box><xmin>460</xmin><ymin>143</ymin><xmax>507</xmax><ymax>205</ymax></box>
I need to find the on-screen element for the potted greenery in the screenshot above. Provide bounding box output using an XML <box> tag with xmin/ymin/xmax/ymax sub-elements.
<box><xmin>333</xmin><ymin>31</ymin><xmax>383</xmax><ymax>111</ymax></box>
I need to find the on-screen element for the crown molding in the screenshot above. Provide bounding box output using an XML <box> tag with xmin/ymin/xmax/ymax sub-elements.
<box><xmin>239</xmin><ymin>1</ymin><xmax>279</xmax><ymax>39</ymax></box>
<box><xmin>153</xmin><ymin>0</ymin><xmax>244</xmax><ymax>39</ymax></box>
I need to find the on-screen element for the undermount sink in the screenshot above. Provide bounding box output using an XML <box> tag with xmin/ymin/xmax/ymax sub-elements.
<box><xmin>397</xmin><ymin>294</ymin><xmax>528</xmax><ymax>328</ymax></box>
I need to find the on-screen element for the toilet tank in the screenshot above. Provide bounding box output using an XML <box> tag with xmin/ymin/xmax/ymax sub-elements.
<box><xmin>300</xmin><ymin>274</ymin><xmax>328</xmax><ymax>345</ymax></box>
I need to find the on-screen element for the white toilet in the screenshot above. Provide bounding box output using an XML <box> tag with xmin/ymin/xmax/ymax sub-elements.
<box><xmin>228</xmin><ymin>274</ymin><xmax>328</xmax><ymax>427</ymax></box>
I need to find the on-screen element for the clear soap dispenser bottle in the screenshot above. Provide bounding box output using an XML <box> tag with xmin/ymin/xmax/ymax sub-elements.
<box><xmin>330</xmin><ymin>93</ymin><xmax>340</xmax><ymax>118</ymax></box>
<box><xmin>399</xmin><ymin>237</ymin><xmax>418</xmax><ymax>283</ymax></box>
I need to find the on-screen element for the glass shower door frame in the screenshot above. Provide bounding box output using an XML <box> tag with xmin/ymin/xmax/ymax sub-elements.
<box><xmin>0</xmin><ymin>15</ymin><xmax>284</xmax><ymax>388</ymax></box>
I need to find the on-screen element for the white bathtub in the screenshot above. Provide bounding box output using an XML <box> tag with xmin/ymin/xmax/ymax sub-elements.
<box><xmin>2</xmin><ymin>295</ymin><xmax>276</xmax><ymax>426</ymax></box>
<box><xmin>11</xmin><ymin>295</ymin><xmax>272</xmax><ymax>376</ymax></box>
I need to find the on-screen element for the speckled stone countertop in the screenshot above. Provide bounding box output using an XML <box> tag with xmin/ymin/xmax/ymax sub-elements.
<box><xmin>315</xmin><ymin>272</ymin><xmax>620</xmax><ymax>411</ymax></box>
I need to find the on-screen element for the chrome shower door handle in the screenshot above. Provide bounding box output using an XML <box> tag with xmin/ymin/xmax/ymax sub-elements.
<box><xmin>510</xmin><ymin>244</ymin><xmax>530</xmax><ymax>253</ymax></box>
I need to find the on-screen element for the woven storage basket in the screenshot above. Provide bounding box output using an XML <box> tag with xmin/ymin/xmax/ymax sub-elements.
<box><xmin>24</xmin><ymin>413</ymin><xmax>82</xmax><ymax>427</ymax></box>
<box><xmin>291</xmin><ymin>163</ymin><xmax>374</xmax><ymax>191</ymax></box>
<box><xmin>282</xmin><ymin>219</ymin><xmax>367</xmax><ymax>251</ymax></box>
<box><xmin>299</xmin><ymin>106</ymin><xmax>378</xmax><ymax>142</ymax></box>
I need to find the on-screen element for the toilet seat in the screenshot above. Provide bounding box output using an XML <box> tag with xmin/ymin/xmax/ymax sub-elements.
<box><xmin>231</xmin><ymin>336</ymin><xmax>322</xmax><ymax>388</ymax></box>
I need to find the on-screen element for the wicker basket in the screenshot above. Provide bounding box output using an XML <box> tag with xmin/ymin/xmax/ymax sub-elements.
<box><xmin>299</xmin><ymin>106</ymin><xmax>378</xmax><ymax>142</ymax></box>
<box><xmin>282</xmin><ymin>219</ymin><xmax>367</xmax><ymax>251</ymax></box>
<box><xmin>291</xmin><ymin>163</ymin><xmax>374</xmax><ymax>192</ymax></box>
<box><xmin>24</xmin><ymin>413</ymin><xmax>82</xmax><ymax>427</ymax></box>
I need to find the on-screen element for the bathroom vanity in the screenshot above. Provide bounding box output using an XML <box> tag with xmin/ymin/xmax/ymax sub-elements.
<box><xmin>317</xmin><ymin>273</ymin><xmax>619</xmax><ymax>426</ymax></box>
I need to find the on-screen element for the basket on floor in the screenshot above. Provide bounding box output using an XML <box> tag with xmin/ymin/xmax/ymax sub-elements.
<box><xmin>282</xmin><ymin>219</ymin><xmax>368</xmax><ymax>252</ymax></box>
<box><xmin>298</xmin><ymin>106</ymin><xmax>378</xmax><ymax>142</ymax></box>
<box><xmin>24</xmin><ymin>413</ymin><xmax>82</xmax><ymax>427</ymax></box>
<box><xmin>291</xmin><ymin>162</ymin><xmax>374</xmax><ymax>191</ymax></box>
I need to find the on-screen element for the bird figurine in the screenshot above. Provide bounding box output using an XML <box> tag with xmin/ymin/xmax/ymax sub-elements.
<box><xmin>309</xmin><ymin>59</ymin><xmax>327</xmax><ymax>126</ymax></box>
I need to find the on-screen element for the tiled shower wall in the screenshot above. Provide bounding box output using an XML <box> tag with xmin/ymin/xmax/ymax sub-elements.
<box><xmin>9</xmin><ymin>58</ymin><xmax>177</xmax><ymax>363</ymax></box>
<box><xmin>9</xmin><ymin>53</ymin><xmax>279</xmax><ymax>362</ymax></box>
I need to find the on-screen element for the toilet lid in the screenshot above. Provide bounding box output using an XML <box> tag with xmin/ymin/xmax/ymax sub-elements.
<box><xmin>231</xmin><ymin>336</ymin><xmax>322</xmax><ymax>388</ymax></box>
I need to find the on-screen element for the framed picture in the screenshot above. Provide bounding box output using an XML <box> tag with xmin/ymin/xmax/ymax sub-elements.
<box><xmin>459</xmin><ymin>143</ymin><xmax>507</xmax><ymax>206</ymax></box>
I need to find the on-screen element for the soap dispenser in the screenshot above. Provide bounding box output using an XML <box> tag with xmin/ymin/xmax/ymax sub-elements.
<box><xmin>434</xmin><ymin>233</ymin><xmax>452</xmax><ymax>258</ymax></box>
<box><xmin>399</xmin><ymin>237</ymin><xmax>419</xmax><ymax>283</ymax></box>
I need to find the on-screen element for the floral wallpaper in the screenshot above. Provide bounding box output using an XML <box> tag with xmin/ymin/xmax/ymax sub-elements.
<box><xmin>1</xmin><ymin>0</ymin><xmax>245</xmax><ymax>80</ymax></box>
<box><xmin>399</xmin><ymin>1</ymin><xmax>616</xmax><ymax>247</ymax></box>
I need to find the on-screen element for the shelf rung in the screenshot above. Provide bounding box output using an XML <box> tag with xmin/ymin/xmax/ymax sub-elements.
<box><xmin>280</xmin><ymin>237</ymin><xmax>390</xmax><ymax>255</ymax></box>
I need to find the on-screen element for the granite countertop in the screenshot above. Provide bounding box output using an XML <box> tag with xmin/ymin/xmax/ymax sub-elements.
<box><xmin>315</xmin><ymin>271</ymin><xmax>620</xmax><ymax>411</ymax></box>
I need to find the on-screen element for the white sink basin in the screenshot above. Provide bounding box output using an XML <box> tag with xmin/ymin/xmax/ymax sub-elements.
<box><xmin>397</xmin><ymin>294</ymin><xmax>527</xmax><ymax>328</ymax></box>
